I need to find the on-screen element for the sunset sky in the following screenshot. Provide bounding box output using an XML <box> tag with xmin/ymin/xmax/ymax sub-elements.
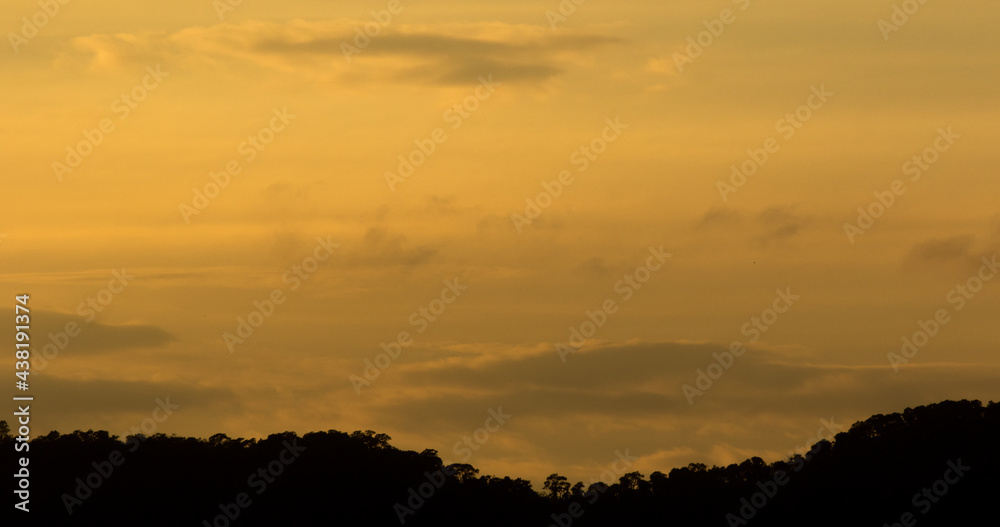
<box><xmin>3</xmin><ymin>0</ymin><xmax>999</xmax><ymax>487</ymax></box>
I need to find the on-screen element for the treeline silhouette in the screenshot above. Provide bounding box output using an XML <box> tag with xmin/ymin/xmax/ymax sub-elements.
<box><xmin>1</xmin><ymin>399</ymin><xmax>997</xmax><ymax>526</ymax></box>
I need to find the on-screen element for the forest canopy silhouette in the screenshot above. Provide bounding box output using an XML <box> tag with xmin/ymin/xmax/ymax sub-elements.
<box><xmin>2</xmin><ymin>399</ymin><xmax>996</xmax><ymax>526</ymax></box>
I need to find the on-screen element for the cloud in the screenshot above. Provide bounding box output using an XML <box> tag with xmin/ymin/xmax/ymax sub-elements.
<box><xmin>345</xmin><ymin>339</ymin><xmax>1000</xmax><ymax>480</ymax></box>
<box><xmin>31</xmin><ymin>376</ymin><xmax>241</xmax><ymax>431</ymax></box>
<box><xmin>66</xmin><ymin>20</ymin><xmax>624</xmax><ymax>85</ymax></box>
<box><xmin>29</xmin><ymin>311</ymin><xmax>175</xmax><ymax>355</ymax></box>
<box><xmin>697</xmin><ymin>207</ymin><xmax>743</xmax><ymax>227</ymax></box>
<box><xmin>756</xmin><ymin>206</ymin><xmax>805</xmax><ymax>246</ymax></box>
<box><xmin>350</xmin><ymin>226</ymin><xmax>438</xmax><ymax>268</ymax></box>
<box><xmin>696</xmin><ymin>205</ymin><xmax>806</xmax><ymax>246</ymax></box>
<box><xmin>367</xmin><ymin>339</ymin><xmax>1000</xmax><ymax>435</ymax></box>
<box><xmin>577</xmin><ymin>257</ymin><xmax>613</xmax><ymax>276</ymax></box>
<box><xmin>421</xmin><ymin>194</ymin><xmax>479</xmax><ymax>216</ymax></box>
<box><xmin>906</xmin><ymin>235</ymin><xmax>976</xmax><ymax>266</ymax></box>
<box><xmin>254</xmin><ymin>31</ymin><xmax>574</xmax><ymax>84</ymax></box>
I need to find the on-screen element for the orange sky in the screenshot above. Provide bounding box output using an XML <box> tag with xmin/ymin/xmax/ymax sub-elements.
<box><xmin>2</xmin><ymin>0</ymin><xmax>999</xmax><ymax>486</ymax></box>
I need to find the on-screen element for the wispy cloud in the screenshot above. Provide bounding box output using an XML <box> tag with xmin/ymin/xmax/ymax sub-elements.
<box><xmin>66</xmin><ymin>20</ymin><xmax>624</xmax><ymax>85</ymax></box>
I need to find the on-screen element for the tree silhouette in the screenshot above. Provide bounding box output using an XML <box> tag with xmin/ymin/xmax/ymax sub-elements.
<box><xmin>0</xmin><ymin>399</ymin><xmax>996</xmax><ymax>526</ymax></box>
<box><xmin>543</xmin><ymin>473</ymin><xmax>571</xmax><ymax>500</ymax></box>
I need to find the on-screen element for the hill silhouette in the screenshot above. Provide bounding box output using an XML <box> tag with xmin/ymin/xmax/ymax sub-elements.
<box><xmin>2</xmin><ymin>399</ymin><xmax>997</xmax><ymax>526</ymax></box>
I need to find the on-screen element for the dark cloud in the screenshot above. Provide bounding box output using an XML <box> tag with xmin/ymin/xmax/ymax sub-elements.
<box><xmin>907</xmin><ymin>235</ymin><xmax>976</xmax><ymax>266</ymax></box>
<box><xmin>421</xmin><ymin>194</ymin><xmax>482</xmax><ymax>216</ymax></box>
<box><xmin>756</xmin><ymin>206</ymin><xmax>804</xmax><ymax>245</ymax></box>
<box><xmin>33</xmin><ymin>376</ymin><xmax>241</xmax><ymax>427</ymax></box>
<box><xmin>67</xmin><ymin>22</ymin><xmax>623</xmax><ymax>85</ymax></box>
<box><xmin>697</xmin><ymin>207</ymin><xmax>742</xmax><ymax>227</ymax></box>
<box><xmin>28</xmin><ymin>311</ymin><xmax>174</xmax><ymax>355</ymax></box>
<box><xmin>577</xmin><ymin>257</ymin><xmax>613</xmax><ymax>276</ymax></box>
<box><xmin>350</xmin><ymin>226</ymin><xmax>437</xmax><ymax>268</ymax></box>
<box><xmin>351</xmin><ymin>340</ymin><xmax>1000</xmax><ymax>476</ymax></box>
<box><xmin>254</xmin><ymin>30</ymin><xmax>622</xmax><ymax>84</ymax></box>
<box><xmin>372</xmin><ymin>340</ymin><xmax>1000</xmax><ymax>432</ymax></box>
<box><xmin>697</xmin><ymin>206</ymin><xmax>805</xmax><ymax>245</ymax></box>
<box><xmin>422</xmin><ymin>60</ymin><xmax>560</xmax><ymax>85</ymax></box>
